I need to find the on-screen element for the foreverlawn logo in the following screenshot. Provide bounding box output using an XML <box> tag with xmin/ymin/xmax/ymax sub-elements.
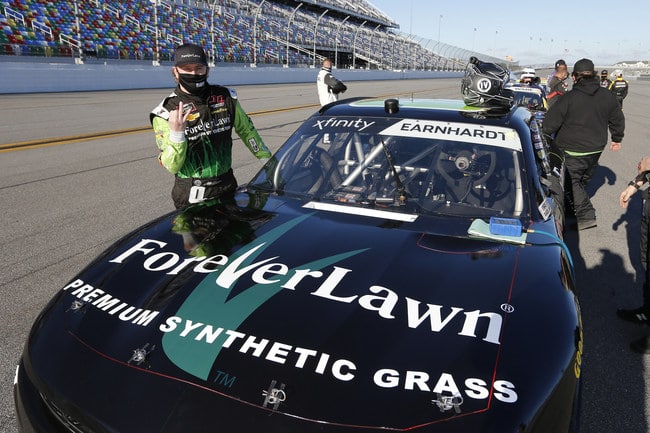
<box><xmin>158</xmin><ymin>214</ymin><xmax>367</xmax><ymax>379</ymax></box>
<box><xmin>107</xmin><ymin>214</ymin><xmax>504</xmax><ymax>380</ymax></box>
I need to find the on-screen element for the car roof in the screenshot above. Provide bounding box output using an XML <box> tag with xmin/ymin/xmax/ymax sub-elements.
<box><xmin>319</xmin><ymin>97</ymin><xmax>530</xmax><ymax>126</ymax></box>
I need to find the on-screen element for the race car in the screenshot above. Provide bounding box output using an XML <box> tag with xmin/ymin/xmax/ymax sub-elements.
<box><xmin>505</xmin><ymin>83</ymin><xmax>548</xmax><ymax>130</ymax></box>
<box><xmin>506</xmin><ymin>83</ymin><xmax>547</xmax><ymax>111</ymax></box>
<box><xmin>14</xmin><ymin>96</ymin><xmax>580</xmax><ymax>433</ymax></box>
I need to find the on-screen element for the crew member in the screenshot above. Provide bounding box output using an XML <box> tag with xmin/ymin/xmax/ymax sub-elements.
<box><xmin>317</xmin><ymin>58</ymin><xmax>347</xmax><ymax>106</ymax></box>
<box><xmin>543</xmin><ymin>58</ymin><xmax>625</xmax><ymax>230</ymax></box>
<box><xmin>609</xmin><ymin>73</ymin><xmax>630</xmax><ymax>108</ymax></box>
<box><xmin>600</xmin><ymin>69</ymin><xmax>612</xmax><ymax>88</ymax></box>
<box><xmin>546</xmin><ymin>59</ymin><xmax>571</xmax><ymax>108</ymax></box>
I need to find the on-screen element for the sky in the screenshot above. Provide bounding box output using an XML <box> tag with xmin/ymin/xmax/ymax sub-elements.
<box><xmin>367</xmin><ymin>0</ymin><xmax>648</xmax><ymax>67</ymax></box>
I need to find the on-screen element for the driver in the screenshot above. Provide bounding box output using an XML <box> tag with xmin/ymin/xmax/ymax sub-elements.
<box><xmin>150</xmin><ymin>43</ymin><xmax>271</xmax><ymax>209</ymax></box>
<box><xmin>517</xmin><ymin>68</ymin><xmax>547</xmax><ymax>99</ymax></box>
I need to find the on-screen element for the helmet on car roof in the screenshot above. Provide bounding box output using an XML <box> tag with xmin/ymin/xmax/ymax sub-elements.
<box><xmin>461</xmin><ymin>57</ymin><xmax>512</xmax><ymax>107</ymax></box>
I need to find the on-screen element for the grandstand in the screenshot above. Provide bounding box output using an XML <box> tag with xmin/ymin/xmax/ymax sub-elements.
<box><xmin>1</xmin><ymin>0</ymin><xmax>509</xmax><ymax>70</ymax></box>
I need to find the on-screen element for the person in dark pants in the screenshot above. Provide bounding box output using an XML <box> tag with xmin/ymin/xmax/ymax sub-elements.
<box><xmin>150</xmin><ymin>43</ymin><xmax>271</xmax><ymax>209</ymax></box>
<box><xmin>608</xmin><ymin>73</ymin><xmax>630</xmax><ymax>108</ymax></box>
<box><xmin>617</xmin><ymin>157</ymin><xmax>650</xmax><ymax>355</ymax></box>
<box><xmin>543</xmin><ymin>58</ymin><xmax>625</xmax><ymax>230</ymax></box>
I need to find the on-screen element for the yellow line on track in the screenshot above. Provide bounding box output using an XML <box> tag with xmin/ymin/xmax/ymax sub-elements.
<box><xmin>0</xmin><ymin>103</ymin><xmax>321</xmax><ymax>153</ymax></box>
<box><xmin>0</xmin><ymin>87</ymin><xmax>445</xmax><ymax>153</ymax></box>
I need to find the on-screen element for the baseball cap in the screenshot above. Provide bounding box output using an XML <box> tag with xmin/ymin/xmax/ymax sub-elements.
<box><xmin>174</xmin><ymin>44</ymin><xmax>208</xmax><ymax>67</ymax></box>
<box><xmin>554</xmin><ymin>59</ymin><xmax>566</xmax><ymax>68</ymax></box>
<box><xmin>573</xmin><ymin>58</ymin><xmax>595</xmax><ymax>74</ymax></box>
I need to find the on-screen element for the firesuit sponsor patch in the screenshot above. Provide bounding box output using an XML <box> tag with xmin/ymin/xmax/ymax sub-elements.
<box><xmin>208</xmin><ymin>94</ymin><xmax>225</xmax><ymax>107</ymax></box>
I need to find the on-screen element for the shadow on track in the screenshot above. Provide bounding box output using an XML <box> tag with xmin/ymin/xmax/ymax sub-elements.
<box><xmin>564</xmin><ymin>164</ymin><xmax>648</xmax><ymax>433</ymax></box>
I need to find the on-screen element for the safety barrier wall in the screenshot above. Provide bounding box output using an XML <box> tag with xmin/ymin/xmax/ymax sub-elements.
<box><xmin>0</xmin><ymin>56</ymin><xmax>462</xmax><ymax>94</ymax></box>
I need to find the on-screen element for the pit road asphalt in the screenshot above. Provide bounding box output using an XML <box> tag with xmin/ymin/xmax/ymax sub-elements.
<box><xmin>2</xmin><ymin>78</ymin><xmax>650</xmax><ymax>432</ymax></box>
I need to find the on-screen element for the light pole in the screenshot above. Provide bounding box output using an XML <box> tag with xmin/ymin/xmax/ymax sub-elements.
<box><xmin>391</xmin><ymin>34</ymin><xmax>397</xmax><ymax>70</ymax></box>
<box><xmin>435</xmin><ymin>14</ymin><xmax>442</xmax><ymax>55</ymax></box>
<box><xmin>208</xmin><ymin>0</ymin><xmax>221</xmax><ymax>66</ymax></box>
<box><xmin>408</xmin><ymin>35</ymin><xmax>419</xmax><ymax>70</ymax></box>
<box><xmin>73</xmin><ymin>0</ymin><xmax>83</xmax><ymax>63</ymax></box>
<box><xmin>352</xmin><ymin>20</ymin><xmax>366</xmax><ymax>69</ymax></box>
<box><xmin>252</xmin><ymin>0</ymin><xmax>266</xmax><ymax>67</ymax></box>
<box><xmin>150</xmin><ymin>0</ymin><xmax>160</xmax><ymax>66</ymax></box>
<box><xmin>285</xmin><ymin>2</ymin><xmax>303</xmax><ymax>68</ymax></box>
<box><xmin>334</xmin><ymin>15</ymin><xmax>349</xmax><ymax>69</ymax></box>
<box><xmin>312</xmin><ymin>9</ymin><xmax>328</xmax><ymax>67</ymax></box>
<box><xmin>367</xmin><ymin>24</ymin><xmax>380</xmax><ymax>69</ymax></box>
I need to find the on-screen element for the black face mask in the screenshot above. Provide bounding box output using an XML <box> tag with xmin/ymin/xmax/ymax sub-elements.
<box><xmin>177</xmin><ymin>73</ymin><xmax>208</xmax><ymax>95</ymax></box>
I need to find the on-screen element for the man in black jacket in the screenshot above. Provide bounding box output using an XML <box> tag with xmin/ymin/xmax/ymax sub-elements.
<box><xmin>543</xmin><ymin>58</ymin><xmax>625</xmax><ymax>230</ymax></box>
<box><xmin>609</xmin><ymin>73</ymin><xmax>630</xmax><ymax>108</ymax></box>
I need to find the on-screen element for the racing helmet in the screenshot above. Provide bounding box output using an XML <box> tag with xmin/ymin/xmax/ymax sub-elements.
<box><xmin>520</xmin><ymin>73</ymin><xmax>535</xmax><ymax>83</ymax></box>
<box><xmin>461</xmin><ymin>57</ymin><xmax>512</xmax><ymax>107</ymax></box>
<box><xmin>520</xmin><ymin>67</ymin><xmax>536</xmax><ymax>82</ymax></box>
<box><xmin>601</xmin><ymin>69</ymin><xmax>608</xmax><ymax>77</ymax></box>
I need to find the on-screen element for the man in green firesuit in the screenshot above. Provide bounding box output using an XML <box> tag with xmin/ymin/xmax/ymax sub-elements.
<box><xmin>150</xmin><ymin>43</ymin><xmax>271</xmax><ymax>209</ymax></box>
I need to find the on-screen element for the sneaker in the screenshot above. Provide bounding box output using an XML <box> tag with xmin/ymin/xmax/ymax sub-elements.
<box><xmin>617</xmin><ymin>307</ymin><xmax>650</xmax><ymax>324</ymax></box>
<box><xmin>630</xmin><ymin>335</ymin><xmax>650</xmax><ymax>354</ymax></box>
<box><xmin>577</xmin><ymin>219</ymin><xmax>597</xmax><ymax>230</ymax></box>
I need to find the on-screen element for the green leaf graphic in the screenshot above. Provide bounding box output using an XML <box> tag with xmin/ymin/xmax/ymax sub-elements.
<box><xmin>162</xmin><ymin>214</ymin><xmax>367</xmax><ymax>379</ymax></box>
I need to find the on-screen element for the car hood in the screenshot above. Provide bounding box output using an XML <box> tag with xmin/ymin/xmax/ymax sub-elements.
<box><xmin>25</xmin><ymin>194</ymin><xmax>579</xmax><ymax>431</ymax></box>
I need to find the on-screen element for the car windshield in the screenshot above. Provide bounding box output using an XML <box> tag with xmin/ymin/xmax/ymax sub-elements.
<box><xmin>250</xmin><ymin>116</ymin><xmax>526</xmax><ymax>218</ymax></box>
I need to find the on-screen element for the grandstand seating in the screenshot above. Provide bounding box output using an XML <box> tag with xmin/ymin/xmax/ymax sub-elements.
<box><xmin>0</xmin><ymin>0</ymin><xmax>465</xmax><ymax>70</ymax></box>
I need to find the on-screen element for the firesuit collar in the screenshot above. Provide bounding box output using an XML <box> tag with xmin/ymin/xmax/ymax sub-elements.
<box><xmin>178</xmin><ymin>73</ymin><xmax>208</xmax><ymax>96</ymax></box>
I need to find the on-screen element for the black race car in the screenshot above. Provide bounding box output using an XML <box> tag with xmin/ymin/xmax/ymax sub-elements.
<box><xmin>505</xmin><ymin>83</ymin><xmax>548</xmax><ymax>113</ymax></box>
<box><xmin>15</xmin><ymin>97</ymin><xmax>580</xmax><ymax>433</ymax></box>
